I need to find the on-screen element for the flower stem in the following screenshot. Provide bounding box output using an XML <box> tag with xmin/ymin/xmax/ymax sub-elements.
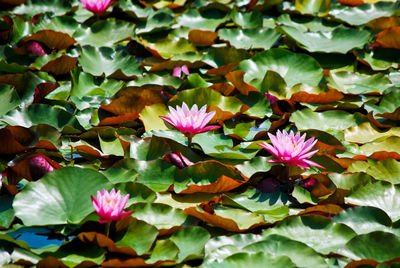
<box><xmin>105</xmin><ymin>221</ymin><xmax>111</xmax><ymax>237</ymax></box>
<box><xmin>187</xmin><ymin>136</ymin><xmax>192</xmax><ymax>149</ymax></box>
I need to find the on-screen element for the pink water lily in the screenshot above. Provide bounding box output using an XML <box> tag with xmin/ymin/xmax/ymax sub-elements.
<box><xmin>160</xmin><ymin>102</ymin><xmax>220</xmax><ymax>138</ymax></box>
<box><xmin>80</xmin><ymin>0</ymin><xmax>112</xmax><ymax>14</ymax></box>
<box><xmin>258</xmin><ymin>130</ymin><xmax>324</xmax><ymax>170</ymax></box>
<box><xmin>173</xmin><ymin>65</ymin><xmax>190</xmax><ymax>78</ymax></box>
<box><xmin>91</xmin><ymin>188</ymin><xmax>133</xmax><ymax>223</ymax></box>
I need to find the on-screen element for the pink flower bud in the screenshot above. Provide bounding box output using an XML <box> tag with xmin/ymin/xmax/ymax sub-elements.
<box><xmin>166</xmin><ymin>152</ymin><xmax>194</xmax><ymax>169</ymax></box>
<box><xmin>29</xmin><ymin>155</ymin><xmax>55</xmax><ymax>180</ymax></box>
<box><xmin>26</xmin><ymin>41</ymin><xmax>46</xmax><ymax>56</ymax></box>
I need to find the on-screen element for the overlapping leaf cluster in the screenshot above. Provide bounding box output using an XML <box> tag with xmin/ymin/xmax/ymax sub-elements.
<box><xmin>0</xmin><ymin>0</ymin><xmax>400</xmax><ymax>266</ymax></box>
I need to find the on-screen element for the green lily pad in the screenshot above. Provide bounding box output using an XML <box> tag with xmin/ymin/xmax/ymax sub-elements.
<box><xmin>223</xmin><ymin>188</ymin><xmax>289</xmax><ymax>222</ymax></box>
<box><xmin>328</xmin><ymin>172</ymin><xmax>373</xmax><ymax>190</ymax></box>
<box><xmin>79</xmin><ymin>45</ymin><xmax>142</xmax><ymax>77</ymax></box>
<box><xmin>334</xmin><ymin>206</ymin><xmax>394</xmax><ymax>235</ymax></box>
<box><xmin>126</xmin><ymin>202</ymin><xmax>189</xmax><ymax>230</ymax></box>
<box><xmin>205</xmin><ymin>252</ymin><xmax>296</xmax><ymax>268</ymax></box>
<box><xmin>218</xmin><ymin>28</ymin><xmax>280</xmax><ymax>50</ymax></box>
<box><xmin>70</xmin><ymin>68</ymin><xmax>125</xmax><ymax>98</ymax></box>
<box><xmin>13</xmin><ymin>167</ymin><xmax>113</xmax><ymax>226</ymax></box>
<box><xmin>230</xmin><ymin>9</ymin><xmax>263</xmax><ymax>28</ymax></box>
<box><xmin>236</xmin><ymin>48</ymin><xmax>323</xmax><ymax>89</ymax></box>
<box><xmin>169</xmin><ymin>226</ymin><xmax>210</xmax><ymax>262</ymax></box>
<box><xmin>1</xmin><ymin>104</ymin><xmax>83</xmax><ymax>132</ymax></box>
<box><xmin>0</xmin><ymin>84</ymin><xmax>21</xmax><ymax>118</ymax></box>
<box><xmin>346</xmin><ymin>181</ymin><xmax>400</xmax><ymax>221</ymax></box>
<box><xmin>33</xmin><ymin>16</ymin><xmax>79</xmax><ymax>36</ymax></box>
<box><xmin>264</xmin><ymin>215</ymin><xmax>356</xmax><ymax>254</ymax></box>
<box><xmin>73</xmin><ymin>19</ymin><xmax>135</xmax><ymax>47</ymax></box>
<box><xmin>329</xmin><ymin>1</ymin><xmax>399</xmax><ymax>26</ymax></box>
<box><xmin>339</xmin><ymin>231</ymin><xmax>400</xmax><ymax>262</ymax></box>
<box><xmin>114</xmin><ymin>219</ymin><xmax>158</xmax><ymax>255</ymax></box>
<box><xmin>280</xmin><ymin>25</ymin><xmax>372</xmax><ymax>54</ymax></box>
<box><xmin>13</xmin><ymin>0</ymin><xmax>72</xmax><ymax>16</ymax></box>
<box><xmin>327</xmin><ymin>71</ymin><xmax>392</xmax><ymax>94</ymax></box>
<box><xmin>177</xmin><ymin>9</ymin><xmax>229</xmax><ymax>31</ymax></box>
<box><xmin>244</xmin><ymin>235</ymin><xmax>329</xmax><ymax>268</ymax></box>
<box><xmin>290</xmin><ymin>108</ymin><xmax>367</xmax><ymax>132</ymax></box>
<box><xmin>365</xmin><ymin>159</ymin><xmax>400</xmax><ymax>184</ymax></box>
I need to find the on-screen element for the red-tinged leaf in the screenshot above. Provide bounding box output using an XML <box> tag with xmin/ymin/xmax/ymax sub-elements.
<box><xmin>101</xmin><ymin>95</ymin><xmax>149</xmax><ymax>115</ymax></box>
<box><xmin>247</xmin><ymin>0</ymin><xmax>258</xmax><ymax>10</ymax></box>
<box><xmin>22</xmin><ymin>30</ymin><xmax>75</xmax><ymax>50</ymax></box>
<box><xmin>33</xmin><ymin>82</ymin><xmax>59</xmax><ymax>103</ymax></box>
<box><xmin>0</xmin><ymin>15</ymin><xmax>12</xmax><ymax>43</ymax></box>
<box><xmin>206</xmin><ymin>62</ymin><xmax>239</xmax><ymax>76</ymax></box>
<box><xmin>0</xmin><ymin>128</ymin><xmax>28</xmax><ymax>154</ymax></box>
<box><xmin>198</xmin><ymin>195</ymin><xmax>223</xmax><ymax>214</ymax></box>
<box><xmin>37</xmin><ymin>256</ymin><xmax>68</xmax><ymax>268</ymax></box>
<box><xmin>101</xmin><ymin>88</ymin><xmax>164</xmax><ymax>115</ymax></box>
<box><xmin>320</xmin><ymin>153</ymin><xmax>357</xmax><ymax>169</ymax></box>
<box><xmin>0</xmin><ymin>73</ymin><xmax>24</xmax><ymax>87</ymax></box>
<box><xmin>298</xmin><ymin>204</ymin><xmax>344</xmax><ymax>217</ymax></box>
<box><xmin>209</xmin><ymin>83</ymin><xmax>236</xmax><ymax>96</ymax></box>
<box><xmin>178</xmin><ymin>175</ymin><xmax>244</xmax><ymax>194</ymax></box>
<box><xmin>371</xmin><ymin>26</ymin><xmax>400</xmax><ymax>49</ymax></box>
<box><xmin>314</xmin><ymin>140</ymin><xmax>345</xmax><ymax>156</ymax></box>
<box><xmin>337</xmin><ymin>0</ymin><xmax>364</xmax><ymax>6</ymax></box>
<box><xmin>290</xmin><ymin>89</ymin><xmax>344</xmax><ymax>104</ymax></box>
<box><xmin>102</xmin><ymin>258</ymin><xmax>163</xmax><ymax>267</ymax></box>
<box><xmin>0</xmin><ymin>0</ymin><xmax>27</xmax><ymax>4</ymax></box>
<box><xmin>35</xmin><ymin>140</ymin><xmax>58</xmax><ymax>150</ymax></box>
<box><xmin>183</xmin><ymin>206</ymin><xmax>265</xmax><ymax>232</ymax></box>
<box><xmin>318</xmin><ymin>188</ymin><xmax>348</xmax><ymax>205</ymax></box>
<box><xmin>368</xmin><ymin>151</ymin><xmax>400</xmax><ymax>161</ymax></box>
<box><xmin>367</xmin><ymin>16</ymin><xmax>400</xmax><ymax>33</ymax></box>
<box><xmin>304</xmin><ymin>174</ymin><xmax>333</xmax><ymax>198</ymax></box>
<box><xmin>98</xmin><ymin>113</ymin><xmax>139</xmax><ymax>126</ymax></box>
<box><xmin>9</xmin><ymin>153</ymin><xmax>61</xmax><ymax>181</ymax></box>
<box><xmin>269</xmin><ymin>113</ymin><xmax>290</xmax><ymax>131</ymax></box>
<box><xmin>225</xmin><ymin>70</ymin><xmax>259</xmax><ymax>96</ymax></box>
<box><xmin>75</xmin><ymin>145</ymin><xmax>110</xmax><ymax>158</ymax></box>
<box><xmin>78</xmin><ymin>232</ymin><xmax>137</xmax><ymax>256</ymax></box>
<box><xmin>188</xmin><ymin>29</ymin><xmax>218</xmax><ymax>46</ymax></box>
<box><xmin>40</xmin><ymin>55</ymin><xmax>78</xmax><ymax>75</ymax></box>
<box><xmin>345</xmin><ymin>259</ymin><xmax>379</xmax><ymax>268</ymax></box>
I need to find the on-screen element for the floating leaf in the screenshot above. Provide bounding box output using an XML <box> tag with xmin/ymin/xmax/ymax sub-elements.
<box><xmin>236</xmin><ymin>48</ymin><xmax>323</xmax><ymax>89</ymax></box>
<box><xmin>13</xmin><ymin>167</ymin><xmax>113</xmax><ymax>226</ymax></box>
<box><xmin>218</xmin><ymin>28</ymin><xmax>280</xmax><ymax>50</ymax></box>
<box><xmin>339</xmin><ymin>231</ymin><xmax>400</xmax><ymax>262</ymax></box>
<box><xmin>73</xmin><ymin>20</ymin><xmax>135</xmax><ymax>47</ymax></box>
<box><xmin>264</xmin><ymin>215</ymin><xmax>356</xmax><ymax>254</ymax></box>
<box><xmin>346</xmin><ymin>181</ymin><xmax>400</xmax><ymax>221</ymax></box>
<box><xmin>79</xmin><ymin>46</ymin><xmax>142</xmax><ymax>77</ymax></box>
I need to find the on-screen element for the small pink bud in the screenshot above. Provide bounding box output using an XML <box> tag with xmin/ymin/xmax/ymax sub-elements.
<box><xmin>303</xmin><ymin>177</ymin><xmax>317</xmax><ymax>190</ymax></box>
<box><xmin>26</xmin><ymin>41</ymin><xmax>46</xmax><ymax>56</ymax></box>
<box><xmin>29</xmin><ymin>155</ymin><xmax>55</xmax><ymax>180</ymax></box>
<box><xmin>166</xmin><ymin>152</ymin><xmax>194</xmax><ymax>169</ymax></box>
<box><xmin>172</xmin><ymin>65</ymin><xmax>190</xmax><ymax>78</ymax></box>
<box><xmin>181</xmin><ymin>65</ymin><xmax>190</xmax><ymax>75</ymax></box>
